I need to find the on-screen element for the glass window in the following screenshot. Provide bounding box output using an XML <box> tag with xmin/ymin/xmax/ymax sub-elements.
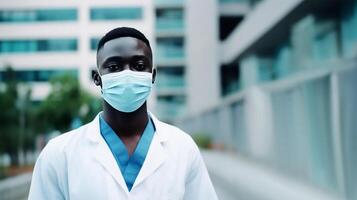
<box><xmin>339</xmin><ymin>68</ymin><xmax>357</xmax><ymax>200</ymax></box>
<box><xmin>90</xmin><ymin>38</ymin><xmax>100</xmax><ymax>51</ymax></box>
<box><xmin>230</xmin><ymin>101</ymin><xmax>247</xmax><ymax>153</ymax></box>
<box><xmin>291</xmin><ymin>15</ymin><xmax>315</xmax><ymax>68</ymax></box>
<box><xmin>156</xmin><ymin>95</ymin><xmax>186</xmax><ymax>120</ymax></box>
<box><xmin>0</xmin><ymin>69</ymin><xmax>78</xmax><ymax>82</ymax></box>
<box><xmin>156</xmin><ymin>67</ymin><xmax>185</xmax><ymax>89</ymax></box>
<box><xmin>219</xmin><ymin>16</ymin><xmax>244</xmax><ymax>41</ymax></box>
<box><xmin>271</xmin><ymin>77</ymin><xmax>337</xmax><ymax>191</ymax></box>
<box><xmin>0</xmin><ymin>8</ymin><xmax>77</xmax><ymax>23</ymax></box>
<box><xmin>90</xmin><ymin>7</ymin><xmax>142</xmax><ymax>20</ymax></box>
<box><xmin>156</xmin><ymin>37</ymin><xmax>184</xmax><ymax>60</ymax></box>
<box><xmin>220</xmin><ymin>63</ymin><xmax>240</xmax><ymax>96</ymax></box>
<box><xmin>155</xmin><ymin>0</ymin><xmax>184</xmax><ymax>6</ymax></box>
<box><xmin>312</xmin><ymin>15</ymin><xmax>339</xmax><ymax>62</ymax></box>
<box><xmin>156</xmin><ymin>8</ymin><xmax>184</xmax><ymax>31</ymax></box>
<box><xmin>272</xmin><ymin>44</ymin><xmax>293</xmax><ymax>79</ymax></box>
<box><xmin>313</xmin><ymin>30</ymin><xmax>339</xmax><ymax>61</ymax></box>
<box><xmin>340</xmin><ymin>0</ymin><xmax>357</xmax><ymax>58</ymax></box>
<box><xmin>0</xmin><ymin>39</ymin><xmax>77</xmax><ymax>53</ymax></box>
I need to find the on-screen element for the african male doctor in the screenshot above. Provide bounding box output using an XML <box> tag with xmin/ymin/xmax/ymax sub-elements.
<box><xmin>28</xmin><ymin>27</ymin><xmax>218</xmax><ymax>200</ymax></box>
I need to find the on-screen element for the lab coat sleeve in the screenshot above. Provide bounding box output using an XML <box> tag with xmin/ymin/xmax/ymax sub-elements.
<box><xmin>28</xmin><ymin>140</ymin><xmax>65</xmax><ymax>200</ymax></box>
<box><xmin>183</xmin><ymin>144</ymin><xmax>218</xmax><ymax>200</ymax></box>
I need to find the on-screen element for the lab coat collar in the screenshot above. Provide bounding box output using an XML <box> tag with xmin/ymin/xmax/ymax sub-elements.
<box><xmin>84</xmin><ymin>111</ymin><xmax>168</xmax><ymax>193</ymax></box>
<box><xmin>86</xmin><ymin>111</ymin><xmax>168</xmax><ymax>144</ymax></box>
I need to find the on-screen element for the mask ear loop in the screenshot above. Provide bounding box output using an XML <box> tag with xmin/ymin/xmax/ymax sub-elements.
<box><xmin>96</xmin><ymin>69</ymin><xmax>104</xmax><ymax>94</ymax></box>
<box><xmin>151</xmin><ymin>68</ymin><xmax>156</xmax><ymax>84</ymax></box>
<box><xmin>97</xmin><ymin>69</ymin><xmax>102</xmax><ymax>77</ymax></box>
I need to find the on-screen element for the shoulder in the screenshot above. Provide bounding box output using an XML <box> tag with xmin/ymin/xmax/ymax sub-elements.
<box><xmin>155</xmin><ymin>117</ymin><xmax>195</xmax><ymax>142</ymax></box>
<box><xmin>50</xmin><ymin>124</ymin><xmax>89</xmax><ymax>150</ymax></box>
<box><xmin>37</xmin><ymin>122</ymin><xmax>92</xmax><ymax>163</ymax></box>
<box><xmin>153</xmin><ymin>116</ymin><xmax>200</xmax><ymax>156</ymax></box>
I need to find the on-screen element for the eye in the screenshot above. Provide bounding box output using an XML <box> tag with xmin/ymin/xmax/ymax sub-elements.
<box><xmin>107</xmin><ymin>63</ymin><xmax>119</xmax><ymax>71</ymax></box>
<box><xmin>135</xmin><ymin>62</ymin><xmax>145</xmax><ymax>71</ymax></box>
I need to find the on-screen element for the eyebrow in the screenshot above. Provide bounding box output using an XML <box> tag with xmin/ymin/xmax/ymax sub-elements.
<box><xmin>107</xmin><ymin>55</ymin><xmax>148</xmax><ymax>61</ymax></box>
<box><xmin>102</xmin><ymin>56</ymin><xmax>122</xmax><ymax>65</ymax></box>
<box><xmin>101</xmin><ymin>55</ymin><xmax>150</xmax><ymax>65</ymax></box>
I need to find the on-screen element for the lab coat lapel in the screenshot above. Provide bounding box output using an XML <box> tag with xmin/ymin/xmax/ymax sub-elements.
<box><xmin>132</xmin><ymin>132</ymin><xmax>167</xmax><ymax>188</ymax></box>
<box><xmin>93</xmin><ymin>140</ymin><xmax>129</xmax><ymax>193</ymax></box>
<box><xmin>86</xmin><ymin>114</ymin><xmax>129</xmax><ymax>194</ymax></box>
<box><xmin>86</xmin><ymin>112</ymin><xmax>168</xmax><ymax>192</ymax></box>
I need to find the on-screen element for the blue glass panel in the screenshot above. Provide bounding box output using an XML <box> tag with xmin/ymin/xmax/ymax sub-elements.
<box><xmin>0</xmin><ymin>9</ymin><xmax>77</xmax><ymax>23</ymax></box>
<box><xmin>36</xmin><ymin>9</ymin><xmax>77</xmax><ymax>21</ymax></box>
<box><xmin>340</xmin><ymin>1</ymin><xmax>357</xmax><ymax>58</ymax></box>
<box><xmin>156</xmin><ymin>95</ymin><xmax>185</xmax><ymax>119</ymax></box>
<box><xmin>155</xmin><ymin>0</ymin><xmax>183</xmax><ymax>6</ymax></box>
<box><xmin>155</xmin><ymin>0</ymin><xmax>185</xmax><ymax>6</ymax></box>
<box><xmin>220</xmin><ymin>63</ymin><xmax>240</xmax><ymax>96</ymax></box>
<box><xmin>0</xmin><ymin>39</ymin><xmax>77</xmax><ymax>53</ymax></box>
<box><xmin>156</xmin><ymin>8</ymin><xmax>184</xmax><ymax>31</ymax></box>
<box><xmin>90</xmin><ymin>38</ymin><xmax>100</xmax><ymax>51</ymax></box>
<box><xmin>90</xmin><ymin>7</ymin><xmax>142</xmax><ymax>20</ymax></box>
<box><xmin>273</xmin><ymin>44</ymin><xmax>293</xmax><ymax>79</ymax></box>
<box><xmin>156</xmin><ymin>37</ymin><xmax>184</xmax><ymax>60</ymax></box>
<box><xmin>156</xmin><ymin>67</ymin><xmax>185</xmax><ymax>89</ymax></box>
<box><xmin>0</xmin><ymin>69</ymin><xmax>78</xmax><ymax>82</ymax></box>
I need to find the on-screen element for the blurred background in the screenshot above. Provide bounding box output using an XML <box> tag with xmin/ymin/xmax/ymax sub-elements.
<box><xmin>0</xmin><ymin>0</ymin><xmax>356</xmax><ymax>199</ymax></box>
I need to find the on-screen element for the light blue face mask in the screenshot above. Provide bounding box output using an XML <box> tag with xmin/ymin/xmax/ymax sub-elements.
<box><xmin>100</xmin><ymin>70</ymin><xmax>152</xmax><ymax>113</ymax></box>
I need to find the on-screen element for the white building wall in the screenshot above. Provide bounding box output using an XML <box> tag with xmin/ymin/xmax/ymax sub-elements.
<box><xmin>220</xmin><ymin>0</ymin><xmax>303</xmax><ymax>63</ymax></box>
<box><xmin>186</xmin><ymin>0</ymin><xmax>220</xmax><ymax>115</ymax></box>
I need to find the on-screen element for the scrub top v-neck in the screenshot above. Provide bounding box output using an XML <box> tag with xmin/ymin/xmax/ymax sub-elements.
<box><xmin>99</xmin><ymin>114</ymin><xmax>155</xmax><ymax>191</ymax></box>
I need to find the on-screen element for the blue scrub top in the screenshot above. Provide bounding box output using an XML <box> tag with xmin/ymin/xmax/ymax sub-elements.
<box><xmin>99</xmin><ymin>114</ymin><xmax>155</xmax><ymax>191</ymax></box>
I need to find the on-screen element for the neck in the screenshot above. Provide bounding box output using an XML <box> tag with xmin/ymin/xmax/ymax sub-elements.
<box><xmin>102</xmin><ymin>101</ymin><xmax>149</xmax><ymax>137</ymax></box>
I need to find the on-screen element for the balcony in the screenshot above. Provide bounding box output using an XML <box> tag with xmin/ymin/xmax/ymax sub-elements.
<box><xmin>155</xmin><ymin>0</ymin><xmax>184</xmax><ymax>8</ymax></box>
<box><xmin>156</xmin><ymin>38</ymin><xmax>185</xmax><ymax>64</ymax></box>
<box><xmin>155</xmin><ymin>67</ymin><xmax>185</xmax><ymax>96</ymax></box>
<box><xmin>156</xmin><ymin>95</ymin><xmax>185</xmax><ymax>121</ymax></box>
<box><xmin>156</xmin><ymin>19</ymin><xmax>184</xmax><ymax>35</ymax></box>
<box><xmin>156</xmin><ymin>8</ymin><xmax>184</xmax><ymax>35</ymax></box>
<box><xmin>155</xmin><ymin>49</ymin><xmax>184</xmax><ymax>64</ymax></box>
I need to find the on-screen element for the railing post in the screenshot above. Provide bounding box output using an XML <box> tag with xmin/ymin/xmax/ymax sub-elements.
<box><xmin>330</xmin><ymin>72</ymin><xmax>346</xmax><ymax>198</ymax></box>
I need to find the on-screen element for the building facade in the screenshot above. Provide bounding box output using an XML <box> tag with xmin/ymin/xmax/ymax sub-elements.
<box><xmin>153</xmin><ymin>0</ymin><xmax>253</xmax><ymax>122</ymax></box>
<box><xmin>177</xmin><ymin>0</ymin><xmax>357</xmax><ymax>199</ymax></box>
<box><xmin>0</xmin><ymin>0</ymin><xmax>154</xmax><ymax>102</ymax></box>
<box><xmin>152</xmin><ymin>0</ymin><xmax>187</xmax><ymax>122</ymax></box>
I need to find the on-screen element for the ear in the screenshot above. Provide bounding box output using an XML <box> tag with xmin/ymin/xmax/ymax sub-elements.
<box><xmin>93</xmin><ymin>70</ymin><xmax>102</xmax><ymax>87</ymax></box>
<box><xmin>152</xmin><ymin>68</ymin><xmax>156</xmax><ymax>84</ymax></box>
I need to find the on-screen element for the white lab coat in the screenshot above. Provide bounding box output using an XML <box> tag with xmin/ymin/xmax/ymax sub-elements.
<box><xmin>28</xmin><ymin>113</ymin><xmax>218</xmax><ymax>200</ymax></box>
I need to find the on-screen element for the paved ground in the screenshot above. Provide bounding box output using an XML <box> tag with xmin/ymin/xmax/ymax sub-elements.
<box><xmin>211</xmin><ymin>174</ymin><xmax>237</xmax><ymax>200</ymax></box>
<box><xmin>201</xmin><ymin>150</ymin><xmax>343</xmax><ymax>200</ymax></box>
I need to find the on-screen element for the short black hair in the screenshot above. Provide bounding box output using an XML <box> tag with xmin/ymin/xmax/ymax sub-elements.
<box><xmin>97</xmin><ymin>27</ymin><xmax>151</xmax><ymax>53</ymax></box>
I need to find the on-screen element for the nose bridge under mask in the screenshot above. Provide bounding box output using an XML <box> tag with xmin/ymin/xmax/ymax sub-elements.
<box><xmin>100</xmin><ymin>69</ymin><xmax>152</xmax><ymax>113</ymax></box>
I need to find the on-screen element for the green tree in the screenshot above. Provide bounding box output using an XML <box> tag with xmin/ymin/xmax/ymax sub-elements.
<box><xmin>0</xmin><ymin>69</ymin><xmax>101</xmax><ymax>166</ymax></box>
<box><xmin>35</xmin><ymin>74</ymin><xmax>101</xmax><ymax>134</ymax></box>
<box><xmin>0</xmin><ymin>67</ymin><xmax>20</xmax><ymax>165</ymax></box>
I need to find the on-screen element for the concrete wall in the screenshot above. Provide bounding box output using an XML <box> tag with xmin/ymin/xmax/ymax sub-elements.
<box><xmin>186</xmin><ymin>0</ymin><xmax>220</xmax><ymax>115</ymax></box>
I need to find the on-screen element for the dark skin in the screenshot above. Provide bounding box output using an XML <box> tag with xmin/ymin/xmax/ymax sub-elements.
<box><xmin>93</xmin><ymin>37</ymin><xmax>156</xmax><ymax>156</ymax></box>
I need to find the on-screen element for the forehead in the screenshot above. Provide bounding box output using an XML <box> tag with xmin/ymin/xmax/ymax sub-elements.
<box><xmin>97</xmin><ymin>37</ymin><xmax>151</xmax><ymax>64</ymax></box>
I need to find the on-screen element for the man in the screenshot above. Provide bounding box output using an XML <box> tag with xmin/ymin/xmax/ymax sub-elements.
<box><xmin>28</xmin><ymin>27</ymin><xmax>217</xmax><ymax>200</ymax></box>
